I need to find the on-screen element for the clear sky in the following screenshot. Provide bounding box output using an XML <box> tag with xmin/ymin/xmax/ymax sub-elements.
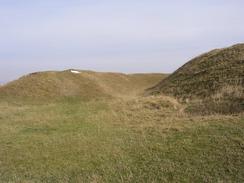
<box><xmin>0</xmin><ymin>0</ymin><xmax>244</xmax><ymax>83</ymax></box>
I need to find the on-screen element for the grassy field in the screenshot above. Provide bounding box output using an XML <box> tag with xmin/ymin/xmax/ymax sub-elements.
<box><xmin>0</xmin><ymin>97</ymin><xmax>243</xmax><ymax>182</ymax></box>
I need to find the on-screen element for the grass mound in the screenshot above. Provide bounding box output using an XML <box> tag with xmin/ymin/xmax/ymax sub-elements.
<box><xmin>0</xmin><ymin>70</ymin><xmax>165</xmax><ymax>102</ymax></box>
<box><xmin>147</xmin><ymin>43</ymin><xmax>244</xmax><ymax>113</ymax></box>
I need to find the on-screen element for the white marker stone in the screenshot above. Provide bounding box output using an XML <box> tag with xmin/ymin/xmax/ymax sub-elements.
<box><xmin>71</xmin><ymin>70</ymin><xmax>81</xmax><ymax>74</ymax></box>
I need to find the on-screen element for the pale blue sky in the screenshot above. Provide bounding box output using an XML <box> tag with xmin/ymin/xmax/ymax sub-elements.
<box><xmin>0</xmin><ymin>0</ymin><xmax>244</xmax><ymax>83</ymax></box>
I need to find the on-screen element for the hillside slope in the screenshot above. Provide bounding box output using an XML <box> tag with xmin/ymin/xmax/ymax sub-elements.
<box><xmin>148</xmin><ymin>44</ymin><xmax>244</xmax><ymax>99</ymax></box>
<box><xmin>147</xmin><ymin>44</ymin><xmax>244</xmax><ymax>114</ymax></box>
<box><xmin>0</xmin><ymin>70</ymin><xmax>165</xmax><ymax>101</ymax></box>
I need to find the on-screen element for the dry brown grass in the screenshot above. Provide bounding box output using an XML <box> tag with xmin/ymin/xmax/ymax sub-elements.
<box><xmin>185</xmin><ymin>85</ymin><xmax>244</xmax><ymax>115</ymax></box>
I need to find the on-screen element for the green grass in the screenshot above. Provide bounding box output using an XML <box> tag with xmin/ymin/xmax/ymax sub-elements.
<box><xmin>0</xmin><ymin>97</ymin><xmax>243</xmax><ymax>182</ymax></box>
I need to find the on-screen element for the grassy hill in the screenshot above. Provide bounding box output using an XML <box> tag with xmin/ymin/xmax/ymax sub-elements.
<box><xmin>0</xmin><ymin>69</ymin><xmax>165</xmax><ymax>101</ymax></box>
<box><xmin>147</xmin><ymin>44</ymin><xmax>244</xmax><ymax>113</ymax></box>
<box><xmin>0</xmin><ymin>48</ymin><xmax>243</xmax><ymax>182</ymax></box>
